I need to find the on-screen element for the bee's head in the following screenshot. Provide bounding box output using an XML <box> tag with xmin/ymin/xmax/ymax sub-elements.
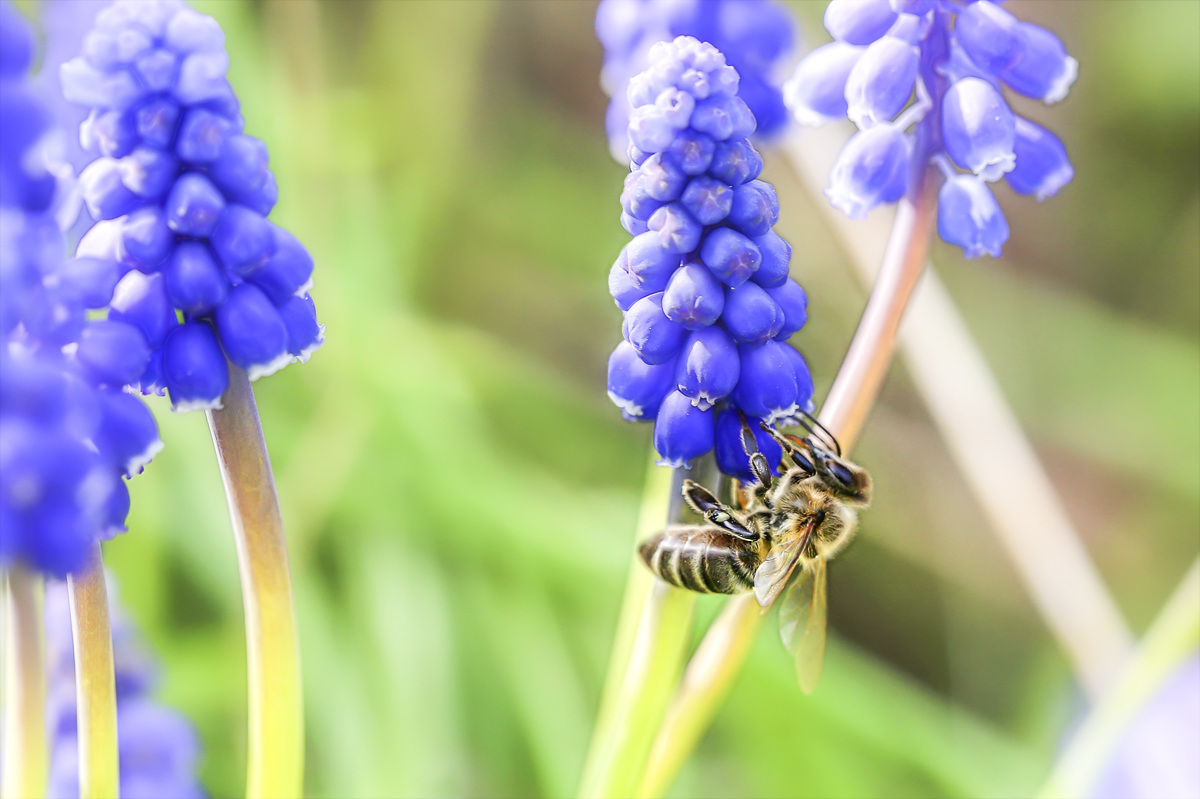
<box><xmin>808</xmin><ymin>444</ymin><xmax>872</xmax><ymax>507</ymax></box>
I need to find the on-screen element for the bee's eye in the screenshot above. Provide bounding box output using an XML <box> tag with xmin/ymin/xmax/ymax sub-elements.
<box><xmin>793</xmin><ymin>453</ymin><xmax>815</xmax><ymax>473</ymax></box>
<box><xmin>829</xmin><ymin>463</ymin><xmax>855</xmax><ymax>489</ymax></box>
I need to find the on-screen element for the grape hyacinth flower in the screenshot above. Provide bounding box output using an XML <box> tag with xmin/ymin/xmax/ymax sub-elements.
<box><xmin>42</xmin><ymin>580</ymin><xmax>205</xmax><ymax>799</ymax></box>
<box><xmin>605</xmin><ymin>36</ymin><xmax>813</xmax><ymax>478</ymax></box>
<box><xmin>1</xmin><ymin>0</ymin><xmax>161</xmax><ymax>577</ymax></box>
<box><xmin>783</xmin><ymin>0</ymin><xmax>1077</xmax><ymax>258</ymax></box>
<box><xmin>596</xmin><ymin>0</ymin><xmax>796</xmax><ymax>163</ymax></box>
<box><xmin>59</xmin><ymin>0</ymin><xmax>324</xmax><ymax>412</ymax></box>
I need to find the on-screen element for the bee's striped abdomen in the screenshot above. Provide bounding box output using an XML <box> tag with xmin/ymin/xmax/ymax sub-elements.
<box><xmin>638</xmin><ymin>525</ymin><xmax>761</xmax><ymax>595</ymax></box>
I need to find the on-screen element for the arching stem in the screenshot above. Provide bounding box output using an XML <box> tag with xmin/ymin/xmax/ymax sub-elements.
<box><xmin>68</xmin><ymin>543</ymin><xmax>119</xmax><ymax>799</ymax></box>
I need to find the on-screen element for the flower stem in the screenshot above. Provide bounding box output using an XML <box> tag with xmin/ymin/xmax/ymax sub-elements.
<box><xmin>1039</xmin><ymin>558</ymin><xmax>1200</xmax><ymax>799</ymax></box>
<box><xmin>633</xmin><ymin>169</ymin><xmax>940</xmax><ymax>799</ymax></box>
<box><xmin>578</xmin><ymin>457</ymin><xmax>719</xmax><ymax>799</ymax></box>
<box><xmin>67</xmin><ymin>544</ymin><xmax>119</xmax><ymax>799</ymax></box>
<box><xmin>207</xmin><ymin>363</ymin><xmax>304</xmax><ymax>799</ymax></box>
<box><xmin>2</xmin><ymin>566</ymin><xmax>47</xmax><ymax>799</ymax></box>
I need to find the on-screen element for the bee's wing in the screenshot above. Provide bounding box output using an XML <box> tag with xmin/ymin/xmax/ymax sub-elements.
<box><xmin>786</xmin><ymin>556</ymin><xmax>827</xmax><ymax>695</ymax></box>
<box><xmin>777</xmin><ymin>564</ymin><xmax>811</xmax><ymax>650</ymax></box>
<box><xmin>753</xmin><ymin>535</ymin><xmax>804</xmax><ymax>608</ymax></box>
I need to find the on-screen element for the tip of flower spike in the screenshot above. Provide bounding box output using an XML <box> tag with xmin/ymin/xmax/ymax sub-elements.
<box><xmin>246</xmin><ymin>350</ymin><xmax>292</xmax><ymax>382</ymax></box>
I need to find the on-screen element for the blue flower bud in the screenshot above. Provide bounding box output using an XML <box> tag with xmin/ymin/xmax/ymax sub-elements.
<box><xmin>108</xmin><ymin>271</ymin><xmax>178</xmax><ymax>349</ymax></box>
<box><xmin>132</xmin><ymin>98</ymin><xmax>179</xmax><ymax>149</ymax></box>
<box><xmin>245</xmin><ymin>225</ymin><xmax>314</xmax><ymax>305</ymax></box>
<box><xmin>647</xmin><ymin>203</ymin><xmax>702</xmax><ymax>254</ymax></box>
<box><xmin>767</xmin><ymin>279</ymin><xmax>808</xmax><ymax>338</ymax></box>
<box><xmin>664</xmin><ymin>130</ymin><xmax>715</xmax><ymax>175</ymax></box>
<box><xmin>161</xmin><ymin>321</ymin><xmax>227</xmax><ymax>411</ymax></box>
<box><xmin>730</xmin><ymin>340</ymin><xmax>798</xmax><ymax>422</ymax></box>
<box><xmin>134</xmin><ymin>48</ymin><xmax>178</xmax><ymax>93</ymax></box>
<box><xmin>640</xmin><ymin>153</ymin><xmax>688</xmax><ymax>202</ymax></box>
<box><xmin>234</xmin><ymin>170</ymin><xmax>277</xmax><ymax>217</ymax></box>
<box><xmin>701</xmin><ymin>227</ymin><xmax>761</xmax><ymax>287</ymax></box>
<box><xmin>889</xmin><ymin>0</ymin><xmax>934</xmax><ymax>14</ymax></box>
<box><xmin>691</xmin><ymin>94</ymin><xmax>753</xmax><ymax>141</ymax></box>
<box><xmin>173</xmin><ymin>50</ymin><xmax>229</xmax><ymax>105</ymax></box>
<box><xmin>23</xmin><ymin>286</ymin><xmax>87</xmax><ymax>348</ymax></box>
<box><xmin>162</xmin><ymin>241</ymin><xmax>228</xmax><ymax>315</ymax></box>
<box><xmin>621</xmin><ymin>211</ymin><xmax>648</xmax><ymax>237</ymax></box>
<box><xmin>663</xmin><ymin>263</ymin><xmax>724</xmax><ymax>329</ymax></box>
<box><xmin>825</xmin><ymin>124</ymin><xmax>910</xmax><ymax>219</ymax></box>
<box><xmin>212</xmin><ymin>204</ymin><xmax>275</xmax><ymax>276</ymax></box>
<box><xmin>783</xmin><ymin>42</ymin><xmax>864</xmax><ymax>127</ymax></box>
<box><xmin>845</xmin><ymin>36</ymin><xmax>920</xmax><ymax>128</ymax></box>
<box><xmin>625</xmin><ymin>292</ymin><xmax>687</xmax><ymax>365</ymax></box>
<box><xmin>81</xmin><ymin>109</ymin><xmax>138</xmax><ymax>158</ymax></box>
<box><xmin>119</xmin><ymin>148</ymin><xmax>177</xmax><ymax>199</ymax></box>
<box><xmin>60</xmin><ymin>58</ymin><xmax>141</xmax><ymax>110</ymax></box>
<box><xmin>165</xmin><ymin>5</ymin><xmax>226</xmax><ymax>53</ymax></box>
<box><xmin>654</xmin><ymin>390</ymin><xmax>714</xmax><ymax>468</ymax></box>
<box><xmin>165</xmin><ymin>172</ymin><xmax>224</xmax><ymax>237</ymax></box>
<box><xmin>885</xmin><ymin>12</ymin><xmax>932</xmax><ymax>45</ymax></box>
<box><xmin>210</xmin><ymin>134</ymin><xmax>269</xmax><ymax>197</ymax></box>
<box><xmin>624</xmin><ymin>231</ymin><xmax>679</xmax><ymax>291</ymax></box>
<box><xmin>76</xmin><ymin>320</ymin><xmax>151</xmax><ymax>387</ymax></box>
<box><xmin>628</xmin><ymin>104</ymin><xmax>679</xmax><ymax>153</ymax></box>
<box><xmin>675</xmin><ymin>326</ymin><xmax>739</xmax><ymax>410</ymax></box>
<box><xmin>175</xmin><ymin>107</ymin><xmax>230</xmax><ymax>163</ymax></box>
<box><xmin>782</xmin><ymin>343</ymin><xmax>814</xmax><ymax>409</ymax></box>
<box><xmin>708</xmin><ymin>139</ymin><xmax>763</xmax><ymax>186</ymax></box>
<box><xmin>714</xmin><ymin>408</ymin><xmax>782</xmax><ymax>483</ymax></box>
<box><xmin>119</xmin><ymin>207</ymin><xmax>173</xmax><ymax>271</ymax></box>
<box><xmin>1006</xmin><ymin>116</ymin><xmax>1073</xmax><ymax>200</ymax></box>
<box><xmin>937</xmin><ymin>174</ymin><xmax>1009</xmax><ymax>258</ymax></box>
<box><xmin>214</xmin><ymin>283</ymin><xmax>290</xmax><ymax>380</ymax></box>
<box><xmin>607</xmin><ymin>340</ymin><xmax>675</xmax><ymax>422</ymax></box>
<box><xmin>609</xmin><ymin>253</ymin><xmax>651</xmax><ymax>311</ymax></box>
<box><xmin>955</xmin><ymin>1</ymin><xmax>1023</xmax><ymax>75</ymax></box>
<box><xmin>723</xmin><ymin>281</ymin><xmax>782</xmax><ymax>347</ymax></box>
<box><xmin>942</xmin><ymin>77</ymin><xmax>1015</xmax><ymax>182</ymax></box>
<box><xmin>681</xmin><ymin>175</ymin><xmax>734</xmax><ymax>226</ymax></box>
<box><xmin>92</xmin><ymin>390</ymin><xmax>162</xmax><ymax>476</ymax></box>
<box><xmin>749</xmin><ymin>230</ymin><xmax>792</xmax><ymax>289</ymax></box>
<box><xmin>1000</xmin><ymin>22</ymin><xmax>1077</xmax><ymax>104</ymax></box>
<box><xmin>59</xmin><ymin>258</ymin><xmax>124</xmax><ymax>310</ymax></box>
<box><xmin>726</xmin><ymin>180</ymin><xmax>779</xmax><ymax>237</ymax></box>
<box><xmin>622</xmin><ymin>172</ymin><xmax>664</xmax><ymax>222</ymax></box>
<box><xmin>824</xmin><ymin>0</ymin><xmax>897</xmax><ymax>46</ymax></box>
<box><xmin>79</xmin><ymin>158</ymin><xmax>140</xmax><ymax>220</ymax></box>
<box><xmin>277</xmin><ymin>294</ymin><xmax>324</xmax><ymax>362</ymax></box>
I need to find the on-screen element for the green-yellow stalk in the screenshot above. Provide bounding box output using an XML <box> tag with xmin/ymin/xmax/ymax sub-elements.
<box><xmin>2</xmin><ymin>566</ymin><xmax>47</xmax><ymax>799</ymax></box>
<box><xmin>67</xmin><ymin>543</ymin><xmax>119</xmax><ymax>799</ymax></box>
<box><xmin>207</xmin><ymin>363</ymin><xmax>304</xmax><ymax>799</ymax></box>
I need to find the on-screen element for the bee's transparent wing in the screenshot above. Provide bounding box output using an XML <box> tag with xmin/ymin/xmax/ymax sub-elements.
<box><xmin>778</xmin><ymin>557</ymin><xmax>827</xmax><ymax>694</ymax></box>
<box><xmin>753</xmin><ymin>537</ymin><xmax>804</xmax><ymax>609</ymax></box>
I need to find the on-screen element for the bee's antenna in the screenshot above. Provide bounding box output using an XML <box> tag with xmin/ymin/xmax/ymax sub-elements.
<box><xmin>796</xmin><ymin>408</ymin><xmax>842</xmax><ymax>457</ymax></box>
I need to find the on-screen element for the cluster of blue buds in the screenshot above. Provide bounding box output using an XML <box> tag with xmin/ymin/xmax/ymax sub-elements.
<box><xmin>59</xmin><ymin>0</ymin><xmax>324</xmax><ymax>412</ymax></box>
<box><xmin>783</xmin><ymin>0</ymin><xmax>1076</xmax><ymax>258</ymax></box>
<box><xmin>43</xmin><ymin>580</ymin><xmax>205</xmax><ymax>799</ymax></box>
<box><xmin>1</xmin><ymin>0</ymin><xmax>161</xmax><ymax>577</ymax></box>
<box><xmin>596</xmin><ymin>0</ymin><xmax>795</xmax><ymax>163</ymax></box>
<box><xmin>606</xmin><ymin>36</ymin><xmax>812</xmax><ymax>480</ymax></box>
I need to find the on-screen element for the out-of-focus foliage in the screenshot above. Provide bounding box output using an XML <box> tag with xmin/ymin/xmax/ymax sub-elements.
<box><xmin>25</xmin><ymin>1</ymin><xmax>1193</xmax><ymax>797</ymax></box>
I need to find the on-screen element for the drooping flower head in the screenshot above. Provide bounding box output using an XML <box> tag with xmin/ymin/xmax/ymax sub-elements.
<box><xmin>1</xmin><ymin>0</ymin><xmax>161</xmax><ymax>577</ymax></box>
<box><xmin>42</xmin><ymin>579</ymin><xmax>205</xmax><ymax>799</ymax></box>
<box><xmin>783</xmin><ymin>0</ymin><xmax>1076</xmax><ymax>258</ymax></box>
<box><xmin>596</xmin><ymin>0</ymin><xmax>797</xmax><ymax>163</ymax></box>
<box><xmin>59</xmin><ymin>0</ymin><xmax>324</xmax><ymax>413</ymax></box>
<box><xmin>606</xmin><ymin>36</ymin><xmax>812</xmax><ymax>479</ymax></box>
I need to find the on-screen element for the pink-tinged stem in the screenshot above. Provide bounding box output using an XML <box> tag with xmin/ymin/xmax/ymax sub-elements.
<box><xmin>2</xmin><ymin>566</ymin><xmax>47</xmax><ymax>799</ymax></box>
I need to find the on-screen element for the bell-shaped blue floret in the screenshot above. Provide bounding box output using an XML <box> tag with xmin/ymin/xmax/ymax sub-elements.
<box><xmin>691</xmin><ymin>94</ymin><xmax>754</xmax><ymax>142</ymax></box>
<box><xmin>235</xmin><ymin>171</ymin><xmax>277</xmax><ymax>217</ymax></box>
<box><xmin>681</xmin><ymin>175</ymin><xmax>734</xmax><ymax>226</ymax></box>
<box><xmin>824</xmin><ymin>0</ymin><xmax>897</xmax><ymax>46</ymax></box>
<box><xmin>653</xmin><ymin>390</ymin><xmax>715</xmax><ymax>468</ymax></box>
<box><xmin>708</xmin><ymin>140</ymin><xmax>762</xmax><ymax>186</ymax></box>
<box><xmin>845</xmin><ymin>36</ymin><xmax>920</xmax><ymax>129</ymax></box>
<box><xmin>675</xmin><ymin>326</ymin><xmax>739</xmax><ymax>410</ymax></box>
<box><xmin>663</xmin><ymin>263</ymin><xmax>724</xmax><ymax>329</ymax></box>
<box><xmin>749</xmin><ymin>229</ymin><xmax>791</xmax><ymax>288</ymax></box>
<box><xmin>726</xmin><ymin>181</ymin><xmax>778</xmax><ymax>237</ymax></box>
<box><xmin>607</xmin><ymin>340</ymin><xmax>675</xmax><ymax>422</ymax></box>
<box><xmin>210</xmin><ymin>134</ymin><xmax>269</xmax><ymax>197</ymax></box>
<box><xmin>119</xmin><ymin>148</ymin><xmax>178</xmax><ymax>200</ymax></box>
<box><xmin>277</xmin><ymin>294</ymin><xmax>324</xmax><ymax>362</ymax></box>
<box><xmin>701</xmin><ymin>227</ymin><xmax>761</xmax><ymax>287</ymax></box>
<box><xmin>23</xmin><ymin>285</ymin><xmax>87</xmax><ymax>348</ymax></box>
<box><xmin>245</xmin><ymin>225</ymin><xmax>314</xmax><ymax>305</ymax></box>
<box><xmin>664</xmin><ymin>130</ymin><xmax>715</xmax><ymax>175</ymax></box>
<box><xmin>722</xmin><ymin>282</ymin><xmax>782</xmax><ymax>347</ymax></box>
<box><xmin>767</xmin><ymin>279</ymin><xmax>808</xmax><ymax>338</ymax></box>
<box><xmin>942</xmin><ymin>78</ymin><xmax>1015</xmax><ymax>182</ymax></box>
<box><xmin>60</xmin><ymin>58</ymin><xmax>141</xmax><ymax>110</ymax></box>
<box><xmin>79</xmin><ymin>158</ymin><xmax>140</xmax><ymax>220</ymax></box>
<box><xmin>133</xmin><ymin>48</ymin><xmax>178</xmax><ymax>94</ymax></box>
<box><xmin>214</xmin><ymin>283</ymin><xmax>290</xmax><ymax>380</ymax></box>
<box><xmin>826</xmin><ymin>123</ymin><xmax>910</xmax><ymax>219</ymax></box>
<box><xmin>161</xmin><ymin>321</ymin><xmax>228</xmax><ymax>411</ymax></box>
<box><xmin>609</xmin><ymin>253</ymin><xmax>652</xmax><ymax>311</ymax></box>
<box><xmin>937</xmin><ymin>174</ymin><xmax>1010</xmax><ymax>258</ymax></box>
<box><xmin>784</xmin><ymin>42</ymin><xmax>865</xmax><ymax>127</ymax></box>
<box><xmin>731</xmin><ymin>340</ymin><xmax>798</xmax><ymax>423</ymax></box>
<box><xmin>133</xmin><ymin>348</ymin><xmax>166</xmax><ymax>397</ymax></box>
<box><xmin>173</xmin><ymin>50</ymin><xmax>230</xmax><ymax>105</ymax></box>
<box><xmin>624</xmin><ymin>292</ymin><xmax>687</xmax><ymax>365</ymax></box>
<box><xmin>640</xmin><ymin>153</ymin><xmax>687</xmax><ymax>202</ymax></box>
<box><xmin>131</xmin><ymin>98</ymin><xmax>180</xmax><ymax>150</ymax></box>
<box><xmin>100</xmin><ymin>477</ymin><xmax>131</xmax><ymax>539</ymax></box>
<box><xmin>107</xmin><ymin>271</ymin><xmax>178</xmax><ymax>349</ymax></box>
<box><xmin>622</xmin><ymin>172</ymin><xmax>663</xmax><ymax>222</ymax></box>
<box><xmin>955</xmin><ymin>1</ymin><xmax>1024</xmax><ymax>75</ymax></box>
<box><xmin>1006</xmin><ymin>116</ymin><xmax>1073</xmax><ymax>201</ymax></box>
<box><xmin>889</xmin><ymin>0</ymin><xmax>934</xmax><ymax>14</ymax></box>
<box><xmin>713</xmin><ymin>407</ymin><xmax>783</xmax><ymax>483</ymax></box>
<box><xmin>162</xmin><ymin>241</ymin><xmax>228</xmax><ymax>315</ymax></box>
<box><xmin>75</xmin><ymin>320</ymin><xmax>151</xmax><ymax>388</ymax></box>
<box><xmin>1000</xmin><ymin>22</ymin><xmax>1077</xmax><ymax>104</ymax></box>
<box><xmin>211</xmin><ymin>204</ymin><xmax>275</xmax><ymax>277</ymax></box>
<box><xmin>648</xmin><ymin>203</ymin><xmax>702</xmax><ymax>254</ymax></box>
<box><xmin>782</xmin><ymin>344</ymin><xmax>814</xmax><ymax>410</ymax></box>
<box><xmin>175</xmin><ymin>107</ymin><xmax>230</xmax><ymax>163</ymax></box>
<box><xmin>628</xmin><ymin>105</ymin><xmax>679</xmax><ymax>154</ymax></box>
<box><xmin>92</xmin><ymin>390</ymin><xmax>163</xmax><ymax>477</ymax></box>
<box><xmin>59</xmin><ymin>257</ymin><xmax>125</xmax><ymax>310</ymax></box>
<box><xmin>164</xmin><ymin>5</ymin><xmax>226</xmax><ymax>53</ymax></box>
<box><xmin>119</xmin><ymin>207</ymin><xmax>173</xmax><ymax>271</ymax></box>
<box><xmin>165</xmin><ymin>172</ymin><xmax>224</xmax><ymax>237</ymax></box>
<box><xmin>624</xmin><ymin>231</ymin><xmax>679</xmax><ymax>292</ymax></box>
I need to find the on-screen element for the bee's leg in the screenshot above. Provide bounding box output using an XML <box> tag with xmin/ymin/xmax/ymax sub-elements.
<box><xmin>683</xmin><ymin>480</ymin><xmax>758</xmax><ymax>541</ymax></box>
<box><xmin>738</xmin><ymin>413</ymin><xmax>775</xmax><ymax>504</ymax></box>
<box><xmin>759</xmin><ymin>422</ymin><xmax>816</xmax><ymax>475</ymax></box>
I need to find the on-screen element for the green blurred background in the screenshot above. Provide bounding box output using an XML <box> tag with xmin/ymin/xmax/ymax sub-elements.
<box><xmin>33</xmin><ymin>0</ymin><xmax>1200</xmax><ymax>796</ymax></box>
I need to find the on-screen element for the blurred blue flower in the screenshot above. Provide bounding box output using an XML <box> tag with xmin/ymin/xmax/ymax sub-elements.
<box><xmin>605</xmin><ymin>37</ymin><xmax>812</xmax><ymax>474</ymax></box>
<box><xmin>1</xmin><ymin>0</ymin><xmax>160</xmax><ymax>577</ymax></box>
<box><xmin>42</xmin><ymin>580</ymin><xmax>205</xmax><ymax>799</ymax></box>
<box><xmin>59</xmin><ymin>0</ymin><xmax>323</xmax><ymax>412</ymax></box>
<box><xmin>596</xmin><ymin>0</ymin><xmax>796</xmax><ymax>163</ymax></box>
<box><xmin>783</xmin><ymin>0</ymin><xmax>1077</xmax><ymax>259</ymax></box>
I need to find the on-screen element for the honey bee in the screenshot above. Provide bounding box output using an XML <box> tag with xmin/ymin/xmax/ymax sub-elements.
<box><xmin>638</xmin><ymin>415</ymin><xmax>872</xmax><ymax>692</ymax></box>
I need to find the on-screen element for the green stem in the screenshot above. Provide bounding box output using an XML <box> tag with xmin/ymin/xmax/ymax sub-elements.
<box><xmin>67</xmin><ymin>544</ymin><xmax>119</xmax><ymax>799</ymax></box>
<box><xmin>1039</xmin><ymin>559</ymin><xmax>1200</xmax><ymax>799</ymax></box>
<box><xmin>2</xmin><ymin>566</ymin><xmax>47</xmax><ymax>799</ymax></box>
<box><xmin>207</xmin><ymin>363</ymin><xmax>304</xmax><ymax>799</ymax></box>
